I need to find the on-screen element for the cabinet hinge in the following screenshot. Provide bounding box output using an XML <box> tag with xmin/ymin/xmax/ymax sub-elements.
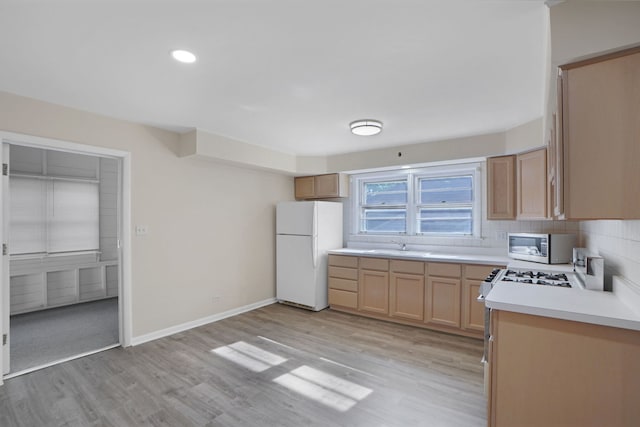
<box><xmin>2</xmin><ymin>243</ymin><xmax>7</xmax><ymax>256</ymax></box>
<box><xmin>2</xmin><ymin>334</ymin><xmax>6</xmax><ymax>346</ymax></box>
<box><xmin>2</xmin><ymin>163</ymin><xmax>7</xmax><ymax>176</ymax></box>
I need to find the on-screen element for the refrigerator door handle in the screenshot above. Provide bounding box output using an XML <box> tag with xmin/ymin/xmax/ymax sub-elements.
<box><xmin>312</xmin><ymin>236</ymin><xmax>317</xmax><ymax>268</ymax></box>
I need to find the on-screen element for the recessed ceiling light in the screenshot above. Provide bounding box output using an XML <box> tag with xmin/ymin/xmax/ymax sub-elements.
<box><xmin>171</xmin><ymin>49</ymin><xmax>197</xmax><ymax>64</ymax></box>
<box><xmin>350</xmin><ymin>120</ymin><xmax>383</xmax><ymax>136</ymax></box>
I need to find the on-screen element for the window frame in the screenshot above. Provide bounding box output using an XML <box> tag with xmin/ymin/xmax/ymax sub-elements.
<box><xmin>359</xmin><ymin>177</ymin><xmax>410</xmax><ymax>234</ymax></box>
<box><xmin>351</xmin><ymin>163</ymin><xmax>481</xmax><ymax>238</ymax></box>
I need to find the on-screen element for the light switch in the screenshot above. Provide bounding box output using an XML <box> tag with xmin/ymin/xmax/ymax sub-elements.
<box><xmin>135</xmin><ymin>225</ymin><xmax>149</xmax><ymax>236</ymax></box>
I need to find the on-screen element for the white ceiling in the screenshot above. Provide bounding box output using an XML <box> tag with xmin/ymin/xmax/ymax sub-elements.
<box><xmin>0</xmin><ymin>0</ymin><xmax>548</xmax><ymax>156</ymax></box>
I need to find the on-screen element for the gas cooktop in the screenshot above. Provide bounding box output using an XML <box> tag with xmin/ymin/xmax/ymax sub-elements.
<box><xmin>489</xmin><ymin>268</ymin><xmax>580</xmax><ymax>289</ymax></box>
<box><xmin>500</xmin><ymin>269</ymin><xmax>573</xmax><ymax>288</ymax></box>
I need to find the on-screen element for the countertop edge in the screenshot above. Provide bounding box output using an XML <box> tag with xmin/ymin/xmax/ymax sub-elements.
<box><xmin>328</xmin><ymin>248</ymin><xmax>510</xmax><ymax>266</ymax></box>
<box><xmin>486</xmin><ymin>299</ymin><xmax>640</xmax><ymax>331</ymax></box>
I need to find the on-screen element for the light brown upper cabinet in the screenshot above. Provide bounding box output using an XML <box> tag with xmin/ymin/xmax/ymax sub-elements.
<box><xmin>487</xmin><ymin>155</ymin><xmax>516</xmax><ymax>220</ymax></box>
<box><xmin>556</xmin><ymin>46</ymin><xmax>640</xmax><ymax>219</ymax></box>
<box><xmin>516</xmin><ymin>147</ymin><xmax>547</xmax><ymax>219</ymax></box>
<box><xmin>294</xmin><ymin>173</ymin><xmax>349</xmax><ymax>200</ymax></box>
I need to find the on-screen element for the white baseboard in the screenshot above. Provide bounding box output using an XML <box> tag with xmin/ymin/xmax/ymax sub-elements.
<box><xmin>130</xmin><ymin>298</ymin><xmax>277</xmax><ymax>346</ymax></box>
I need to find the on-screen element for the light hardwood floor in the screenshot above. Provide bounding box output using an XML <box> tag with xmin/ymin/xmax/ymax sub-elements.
<box><xmin>0</xmin><ymin>303</ymin><xmax>486</xmax><ymax>426</ymax></box>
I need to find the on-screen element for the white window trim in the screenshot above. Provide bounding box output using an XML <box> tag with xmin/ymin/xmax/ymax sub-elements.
<box><xmin>350</xmin><ymin>162</ymin><xmax>482</xmax><ymax>238</ymax></box>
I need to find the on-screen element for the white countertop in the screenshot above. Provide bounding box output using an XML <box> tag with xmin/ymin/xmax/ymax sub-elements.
<box><xmin>486</xmin><ymin>276</ymin><xmax>640</xmax><ymax>331</ymax></box>
<box><xmin>330</xmin><ymin>247</ymin><xmax>640</xmax><ymax>331</ymax></box>
<box><xmin>328</xmin><ymin>248</ymin><xmax>511</xmax><ymax>266</ymax></box>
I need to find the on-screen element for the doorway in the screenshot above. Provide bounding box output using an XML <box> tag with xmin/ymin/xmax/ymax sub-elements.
<box><xmin>0</xmin><ymin>132</ymin><xmax>132</xmax><ymax>382</ymax></box>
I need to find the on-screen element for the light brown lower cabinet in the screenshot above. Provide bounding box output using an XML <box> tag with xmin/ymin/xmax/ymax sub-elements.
<box><xmin>390</xmin><ymin>272</ymin><xmax>425</xmax><ymax>321</ymax></box>
<box><xmin>426</xmin><ymin>276</ymin><xmax>461</xmax><ymax>328</ymax></box>
<box><xmin>462</xmin><ymin>280</ymin><xmax>484</xmax><ymax>332</ymax></box>
<box><xmin>463</xmin><ymin>264</ymin><xmax>497</xmax><ymax>332</ymax></box>
<box><xmin>358</xmin><ymin>269</ymin><xmax>389</xmax><ymax>315</ymax></box>
<box><xmin>328</xmin><ymin>255</ymin><xmax>358</xmax><ymax>309</ymax></box>
<box><xmin>489</xmin><ymin>310</ymin><xmax>640</xmax><ymax>427</ymax></box>
<box><xmin>328</xmin><ymin>254</ymin><xmax>504</xmax><ymax>339</ymax></box>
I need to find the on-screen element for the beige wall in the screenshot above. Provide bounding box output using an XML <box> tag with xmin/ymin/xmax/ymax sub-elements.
<box><xmin>550</xmin><ymin>1</ymin><xmax>640</xmax><ymax>66</ymax></box>
<box><xmin>179</xmin><ymin>128</ymin><xmax>298</xmax><ymax>174</ymax></box>
<box><xmin>504</xmin><ymin>118</ymin><xmax>544</xmax><ymax>154</ymax></box>
<box><xmin>326</xmin><ymin>131</ymin><xmax>507</xmax><ymax>172</ymax></box>
<box><xmin>0</xmin><ymin>91</ymin><xmax>293</xmax><ymax>337</ymax></box>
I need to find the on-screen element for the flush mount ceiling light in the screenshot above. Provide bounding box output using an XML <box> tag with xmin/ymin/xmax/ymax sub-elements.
<box><xmin>350</xmin><ymin>119</ymin><xmax>383</xmax><ymax>136</ymax></box>
<box><xmin>170</xmin><ymin>49</ymin><xmax>197</xmax><ymax>64</ymax></box>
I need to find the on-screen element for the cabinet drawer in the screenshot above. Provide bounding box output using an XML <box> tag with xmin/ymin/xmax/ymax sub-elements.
<box><xmin>465</xmin><ymin>264</ymin><xmax>502</xmax><ymax>280</ymax></box>
<box><xmin>329</xmin><ymin>255</ymin><xmax>358</xmax><ymax>268</ymax></box>
<box><xmin>390</xmin><ymin>260</ymin><xmax>425</xmax><ymax>275</ymax></box>
<box><xmin>328</xmin><ymin>277</ymin><xmax>358</xmax><ymax>292</ymax></box>
<box><xmin>328</xmin><ymin>266</ymin><xmax>358</xmax><ymax>280</ymax></box>
<box><xmin>359</xmin><ymin>257</ymin><xmax>389</xmax><ymax>271</ymax></box>
<box><xmin>329</xmin><ymin>289</ymin><xmax>358</xmax><ymax>308</ymax></box>
<box><xmin>428</xmin><ymin>262</ymin><xmax>461</xmax><ymax>278</ymax></box>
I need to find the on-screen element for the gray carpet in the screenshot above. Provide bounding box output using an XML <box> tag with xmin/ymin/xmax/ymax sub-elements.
<box><xmin>10</xmin><ymin>298</ymin><xmax>119</xmax><ymax>373</ymax></box>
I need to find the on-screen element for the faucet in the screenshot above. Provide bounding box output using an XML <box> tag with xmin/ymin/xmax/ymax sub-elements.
<box><xmin>391</xmin><ymin>240</ymin><xmax>407</xmax><ymax>251</ymax></box>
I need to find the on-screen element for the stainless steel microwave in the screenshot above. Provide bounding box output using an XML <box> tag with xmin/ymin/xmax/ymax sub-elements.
<box><xmin>508</xmin><ymin>233</ymin><xmax>577</xmax><ymax>264</ymax></box>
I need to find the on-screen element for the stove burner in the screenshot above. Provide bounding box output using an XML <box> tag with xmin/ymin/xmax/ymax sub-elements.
<box><xmin>505</xmin><ymin>270</ymin><xmax>534</xmax><ymax>278</ymax></box>
<box><xmin>545</xmin><ymin>274</ymin><xmax>568</xmax><ymax>281</ymax></box>
<box><xmin>537</xmin><ymin>280</ymin><xmax>572</xmax><ymax>288</ymax></box>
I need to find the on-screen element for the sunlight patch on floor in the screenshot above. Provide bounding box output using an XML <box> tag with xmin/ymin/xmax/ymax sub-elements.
<box><xmin>273</xmin><ymin>365</ymin><xmax>373</xmax><ymax>412</ymax></box>
<box><xmin>212</xmin><ymin>341</ymin><xmax>288</xmax><ymax>373</ymax></box>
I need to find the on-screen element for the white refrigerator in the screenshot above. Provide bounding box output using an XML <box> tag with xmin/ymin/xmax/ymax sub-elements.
<box><xmin>276</xmin><ymin>201</ymin><xmax>343</xmax><ymax>311</ymax></box>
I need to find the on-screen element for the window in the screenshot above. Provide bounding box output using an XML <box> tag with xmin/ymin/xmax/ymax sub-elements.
<box><xmin>360</xmin><ymin>180</ymin><xmax>408</xmax><ymax>233</ymax></box>
<box><xmin>9</xmin><ymin>176</ymin><xmax>99</xmax><ymax>255</ymax></box>
<box><xmin>352</xmin><ymin>163</ymin><xmax>481</xmax><ymax>237</ymax></box>
<box><xmin>417</xmin><ymin>175</ymin><xmax>474</xmax><ymax>235</ymax></box>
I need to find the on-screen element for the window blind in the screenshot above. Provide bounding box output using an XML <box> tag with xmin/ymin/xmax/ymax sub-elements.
<box><xmin>9</xmin><ymin>177</ymin><xmax>99</xmax><ymax>255</ymax></box>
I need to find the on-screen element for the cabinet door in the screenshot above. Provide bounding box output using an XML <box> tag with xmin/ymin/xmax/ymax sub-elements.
<box><xmin>426</xmin><ymin>276</ymin><xmax>461</xmax><ymax>328</ymax></box>
<box><xmin>516</xmin><ymin>148</ymin><xmax>547</xmax><ymax>219</ymax></box>
<box><xmin>329</xmin><ymin>289</ymin><xmax>358</xmax><ymax>309</ymax></box>
<box><xmin>390</xmin><ymin>273</ymin><xmax>424</xmax><ymax>321</ymax></box>
<box><xmin>358</xmin><ymin>269</ymin><xmax>389</xmax><ymax>315</ymax></box>
<box><xmin>294</xmin><ymin>176</ymin><xmax>315</xmax><ymax>199</ymax></box>
<box><xmin>314</xmin><ymin>174</ymin><xmax>339</xmax><ymax>197</ymax></box>
<box><xmin>554</xmin><ymin>78</ymin><xmax>565</xmax><ymax>218</ymax></box>
<box><xmin>462</xmin><ymin>279</ymin><xmax>484</xmax><ymax>332</ymax></box>
<box><xmin>487</xmin><ymin>155</ymin><xmax>516</xmax><ymax>220</ymax></box>
<box><xmin>561</xmin><ymin>49</ymin><xmax>640</xmax><ymax>219</ymax></box>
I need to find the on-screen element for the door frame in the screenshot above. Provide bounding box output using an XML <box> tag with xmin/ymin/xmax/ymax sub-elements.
<box><xmin>0</xmin><ymin>131</ymin><xmax>132</xmax><ymax>385</ymax></box>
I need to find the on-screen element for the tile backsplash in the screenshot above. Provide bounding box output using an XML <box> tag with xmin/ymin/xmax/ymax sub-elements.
<box><xmin>580</xmin><ymin>220</ymin><xmax>640</xmax><ymax>288</ymax></box>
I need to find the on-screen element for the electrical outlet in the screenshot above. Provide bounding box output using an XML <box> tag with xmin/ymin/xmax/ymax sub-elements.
<box><xmin>496</xmin><ymin>231</ymin><xmax>507</xmax><ymax>241</ymax></box>
<box><xmin>135</xmin><ymin>225</ymin><xmax>149</xmax><ymax>236</ymax></box>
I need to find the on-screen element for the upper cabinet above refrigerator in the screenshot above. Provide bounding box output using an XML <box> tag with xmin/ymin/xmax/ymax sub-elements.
<box><xmin>294</xmin><ymin>173</ymin><xmax>349</xmax><ymax>200</ymax></box>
